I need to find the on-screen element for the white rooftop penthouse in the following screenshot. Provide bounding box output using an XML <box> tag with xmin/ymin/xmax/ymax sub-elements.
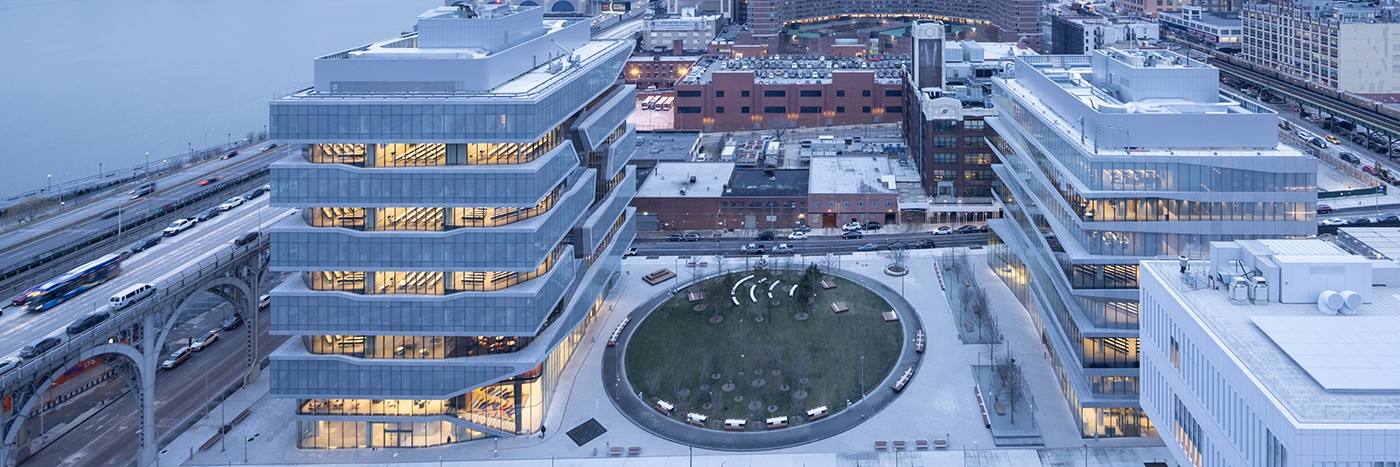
<box><xmin>1006</xmin><ymin>48</ymin><xmax>1287</xmax><ymax>154</ymax></box>
<box><xmin>312</xmin><ymin>0</ymin><xmax>593</xmax><ymax>94</ymax></box>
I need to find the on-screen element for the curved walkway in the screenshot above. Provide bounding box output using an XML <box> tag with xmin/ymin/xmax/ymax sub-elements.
<box><xmin>601</xmin><ymin>266</ymin><xmax>926</xmax><ymax>451</ymax></box>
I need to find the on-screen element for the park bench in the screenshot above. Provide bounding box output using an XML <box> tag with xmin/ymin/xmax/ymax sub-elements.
<box><xmin>606</xmin><ymin>317</ymin><xmax>632</xmax><ymax>347</ymax></box>
<box><xmin>915</xmin><ymin>439</ymin><xmax>929</xmax><ymax>450</ymax></box>
<box><xmin>874</xmin><ymin>440</ymin><xmax>888</xmax><ymax>450</ymax></box>
<box><xmin>655</xmin><ymin>400</ymin><xmax>675</xmax><ymax>415</ymax></box>
<box><xmin>933</xmin><ymin>439</ymin><xmax>949</xmax><ymax>449</ymax></box>
<box><xmin>643</xmin><ymin>269</ymin><xmax>676</xmax><ymax>285</ymax></box>
<box><xmin>830</xmin><ymin>301</ymin><xmax>849</xmax><ymax>314</ymax></box>
<box><xmin>882</xmin><ymin>310</ymin><xmax>899</xmax><ymax>322</ymax></box>
<box><xmin>915</xmin><ymin>329</ymin><xmax>925</xmax><ymax>353</ymax></box>
<box><xmin>628</xmin><ymin>446</ymin><xmax>642</xmax><ymax>456</ymax></box>
<box><xmin>893</xmin><ymin>440</ymin><xmax>907</xmax><ymax>450</ymax></box>
<box><xmin>821</xmin><ymin>278</ymin><xmax>836</xmax><ymax>289</ymax></box>
<box><xmin>892</xmin><ymin>367</ymin><xmax>915</xmax><ymax>392</ymax></box>
<box><xmin>765</xmin><ymin>416</ymin><xmax>789</xmax><ymax>429</ymax></box>
<box><xmin>609</xmin><ymin>447</ymin><xmax>623</xmax><ymax>456</ymax></box>
<box><xmin>806</xmin><ymin>406</ymin><xmax>829</xmax><ymax>421</ymax></box>
<box><xmin>975</xmin><ymin>385</ymin><xmax>991</xmax><ymax>428</ymax></box>
<box><xmin>724</xmin><ymin>419</ymin><xmax>746</xmax><ymax>431</ymax></box>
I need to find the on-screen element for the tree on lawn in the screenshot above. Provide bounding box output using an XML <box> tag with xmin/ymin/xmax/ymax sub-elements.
<box><xmin>995</xmin><ymin>355</ymin><xmax>1027</xmax><ymax>424</ymax></box>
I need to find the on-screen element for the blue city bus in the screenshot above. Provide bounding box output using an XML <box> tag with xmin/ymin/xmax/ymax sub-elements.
<box><xmin>13</xmin><ymin>254</ymin><xmax>124</xmax><ymax>311</ymax></box>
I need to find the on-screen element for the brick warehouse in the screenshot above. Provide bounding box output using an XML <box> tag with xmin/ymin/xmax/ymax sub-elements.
<box><xmin>672</xmin><ymin>54</ymin><xmax>910</xmax><ymax>132</ymax></box>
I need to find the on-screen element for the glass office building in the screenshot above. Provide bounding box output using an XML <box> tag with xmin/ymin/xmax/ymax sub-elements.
<box><xmin>265</xmin><ymin>1</ymin><xmax>637</xmax><ymax>449</ymax></box>
<box><xmin>984</xmin><ymin>49</ymin><xmax>1316</xmax><ymax>437</ymax></box>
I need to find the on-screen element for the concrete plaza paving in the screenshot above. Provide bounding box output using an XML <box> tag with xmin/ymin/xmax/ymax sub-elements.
<box><xmin>160</xmin><ymin>248</ymin><xmax>1169</xmax><ymax>467</ymax></box>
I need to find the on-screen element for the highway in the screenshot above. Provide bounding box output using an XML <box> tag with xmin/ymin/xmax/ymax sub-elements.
<box><xmin>19</xmin><ymin>309</ymin><xmax>284</xmax><ymax>467</ymax></box>
<box><xmin>0</xmin><ymin>196</ymin><xmax>293</xmax><ymax>360</ymax></box>
<box><xmin>632</xmin><ymin>229</ymin><xmax>991</xmax><ymax>257</ymax></box>
<box><xmin>0</xmin><ymin>143</ymin><xmax>287</xmax><ymax>275</ymax></box>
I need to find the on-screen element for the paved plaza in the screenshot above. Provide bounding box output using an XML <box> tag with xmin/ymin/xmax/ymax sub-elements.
<box><xmin>159</xmin><ymin>248</ymin><xmax>1169</xmax><ymax>467</ymax></box>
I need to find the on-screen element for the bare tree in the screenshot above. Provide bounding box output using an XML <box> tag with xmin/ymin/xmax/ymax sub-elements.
<box><xmin>880</xmin><ymin>245</ymin><xmax>908</xmax><ymax>269</ymax></box>
<box><xmin>643</xmin><ymin>371</ymin><xmax>662</xmax><ymax>399</ymax></box>
<box><xmin>996</xmin><ymin>355</ymin><xmax>1027</xmax><ymax>424</ymax></box>
<box><xmin>3</xmin><ymin>196</ymin><xmax>56</xmax><ymax>223</ymax></box>
<box><xmin>245</xmin><ymin>130</ymin><xmax>258</xmax><ymax>142</ymax></box>
<box><xmin>713</xmin><ymin>255</ymin><xmax>727</xmax><ymax>275</ymax></box>
<box><xmin>819</xmin><ymin>253</ymin><xmax>839</xmax><ymax>274</ymax></box>
<box><xmin>687</xmin><ymin>256</ymin><xmax>703</xmax><ymax>287</ymax></box>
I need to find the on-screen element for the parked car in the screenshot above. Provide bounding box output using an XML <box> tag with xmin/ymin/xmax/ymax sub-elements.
<box><xmin>163</xmin><ymin>218</ymin><xmax>196</xmax><ymax>236</ymax></box>
<box><xmin>196</xmin><ymin>207</ymin><xmax>220</xmax><ymax>222</ymax></box>
<box><xmin>242</xmin><ymin>186</ymin><xmax>267</xmax><ymax>200</ymax></box>
<box><xmin>0</xmin><ymin>359</ymin><xmax>20</xmax><ymax>376</ymax></box>
<box><xmin>1380</xmin><ymin>213</ymin><xmax>1400</xmax><ymax>223</ymax></box>
<box><xmin>863</xmin><ymin>222</ymin><xmax>882</xmax><ymax>231</ymax></box>
<box><xmin>683</xmin><ymin>232</ymin><xmax>701</xmax><ymax>242</ymax></box>
<box><xmin>1316</xmin><ymin>203</ymin><xmax>1333</xmax><ymax>214</ymax></box>
<box><xmin>667</xmin><ymin>233</ymin><xmax>683</xmax><ymax>242</ymax></box>
<box><xmin>857</xmin><ymin>243</ymin><xmax>879</xmax><ymax>251</ymax></box>
<box><xmin>841</xmin><ymin>221</ymin><xmax>863</xmax><ymax>232</ymax></box>
<box><xmin>161</xmin><ymin>347</ymin><xmax>191</xmax><ymax>370</ymax></box>
<box><xmin>233</xmin><ymin>231</ymin><xmax>260</xmax><ymax>246</ymax></box>
<box><xmin>887</xmin><ymin>241</ymin><xmax>908</xmax><ymax>250</ymax></box>
<box><xmin>792</xmin><ymin>225</ymin><xmax>812</xmax><ymax>233</ymax></box>
<box><xmin>221</xmin><ymin>314</ymin><xmax>243</xmax><ymax>330</ymax></box>
<box><xmin>1364</xmin><ymin>165</ymin><xmax>1379</xmax><ymax>175</ymax></box>
<box><xmin>914</xmin><ymin>239</ymin><xmax>938</xmax><ymax>249</ymax></box>
<box><xmin>259</xmin><ymin>294</ymin><xmax>271</xmax><ymax>309</ymax></box>
<box><xmin>956</xmin><ymin>225</ymin><xmax>982</xmax><ymax>234</ymax></box>
<box><xmin>624</xmin><ymin>247</ymin><xmax>638</xmax><ymax>257</ymax></box>
<box><xmin>197</xmin><ymin>177</ymin><xmax>220</xmax><ymax>186</ymax></box>
<box><xmin>933</xmin><ymin>226</ymin><xmax>953</xmax><ymax>235</ymax></box>
<box><xmin>191</xmin><ymin>330</ymin><xmax>220</xmax><ymax>352</ymax></box>
<box><xmin>19</xmin><ymin>336</ymin><xmax>62</xmax><ymax>360</ymax></box>
<box><xmin>1351</xmin><ymin>216</ymin><xmax>1373</xmax><ymax>225</ymax></box>
<box><xmin>217</xmin><ymin>196</ymin><xmax>245</xmax><ymax>211</ymax></box>
<box><xmin>1339</xmin><ymin>152</ymin><xmax>1361</xmax><ymax>164</ymax></box>
<box><xmin>787</xmin><ymin>231</ymin><xmax>808</xmax><ymax>240</ymax></box>
<box><xmin>129</xmin><ymin>235</ymin><xmax>162</xmax><ymax>253</ymax></box>
<box><xmin>66</xmin><ymin>311</ymin><xmax>111</xmax><ymax>336</ymax></box>
<box><xmin>772</xmin><ymin>244</ymin><xmax>794</xmax><ymax>254</ymax></box>
<box><xmin>756</xmin><ymin>231</ymin><xmax>775</xmax><ymax>241</ymax></box>
<box><xmin>842</xmin><ymin>230</ymin><xmax>864</xmax><ymax>239</ymax></box>
<box><xmin>1320</xmin><ymin>217</ymin><xmax>1348</xmax><ymax>226</ymax></box>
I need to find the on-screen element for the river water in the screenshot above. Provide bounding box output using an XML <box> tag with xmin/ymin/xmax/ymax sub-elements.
<box><xmin>0</xmin><ymin>0</ymin><xmax>440</xmax><ymax>197</ymax></box>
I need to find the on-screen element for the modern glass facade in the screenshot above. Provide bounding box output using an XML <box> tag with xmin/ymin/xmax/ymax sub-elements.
<box><xmin>985</xmin><ymin>49</ymin><xmax>1315</xmax><ymax>438</ymax></box>
<box><xmin>266</xmin><ymin>2</ymin><xmax>636</xmax><ymax>449</ymax></box>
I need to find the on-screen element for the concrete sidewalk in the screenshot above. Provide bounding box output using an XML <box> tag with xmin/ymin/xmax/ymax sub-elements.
<box><xmin>158</xmin><ymin>369</ymin><xmax>273</xmax><ymax>466</ymax></box>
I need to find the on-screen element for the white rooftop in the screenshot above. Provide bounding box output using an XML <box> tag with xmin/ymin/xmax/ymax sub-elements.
<box><xmin>1253</xmin><ymin>316</ymin><xmax>1400</xmax><ymax>392</ymax></box>
<box><xmin>635</xmin><ymin>162</ymin><xmax>734</xmax><ymax>198</ymax></box>
<box><xmin>808</xmin><ymin>157</ymin><xmax>899</xmax><ymax>195</ymax></box>
<box><xmin>1145</xmin><ymin>240</ymin><xmax>1400</xmax><ymax>424</ymax></box>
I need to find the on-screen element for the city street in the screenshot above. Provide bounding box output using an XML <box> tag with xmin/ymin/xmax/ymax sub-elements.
<box><xmin>632</xmin><ymin>229</ymin><xmax>990</xmax><ymax>256</ymax></box>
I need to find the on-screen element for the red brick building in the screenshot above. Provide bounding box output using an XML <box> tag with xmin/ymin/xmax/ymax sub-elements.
<box><xmin>624</xmin><ymin>55</ymin><xmax>702</xmax><ymax>91</ymax></box>
<box><xmin>633</xmin><ymin>162</ymin><xmax>811</xmax><ymax>232</ymax></box>
<box><xmin>672</xmin><ymin>55</ymin><xmax>910</xmax><ymax>132</ymax></box>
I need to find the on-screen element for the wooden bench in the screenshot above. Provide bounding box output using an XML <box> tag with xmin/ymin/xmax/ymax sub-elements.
<box><xmin>892</xmin><ymin>367</ymin><xmax>915</xmax><ymax>392</ymax></box>
<box><xmin>806</xmin><ymin>406</ymin><xmax>829</xmax><ymax>421</ymax></box>
<box><xmin>687</xmin><ymin>291</ymin><xmax>705</xmax><ymax>302</ymax></box>
<box><xmin>975</xmin><ymin>385</ymin><xmax>991</xmax><ymax>428</ymax></box>
<box><xmin>914</xmin><ymin>329</ymin><xmax>926</xmax><ymax>353</ymax></box>
<box><xmin>915</xmin><ymin>439</ymin><xmax>929</xmax><ymax>450</ymax></box>
<box><xmin>893</xmin><ymin>440</ymin><xmax>907</xmax><ymax>450</ymax></box>
<box><xmin>933</xmin><ymin>438</ymin><xmax>949</xmax><ymax>449</ymax></box>
<box><xmin>882</xmin><ymin>310</ymin><xmax>899</xmax><ymax>322</ymax></box>
<box><xmin>830</xmin><ymin>301</ymin><xmax>849</xmax><ymax>314</ymax></box>
<box><xmin>606</xmin><ymin>317</ymin><xmax>632</xmax><ymax>347</ymax></box>
<box><xmin>874</xmin><ymin>440</ymin><xmax>889</xmax><ymax>450</ymax></box>
<box><xmin>643</xmin><ymin>269</ymin><xmax>676</xmax><ymax>285</ymax></box>
<box><xmin>628</xmin><ymin>446</ymin><xmax>641</xmax><ymax>456</ymax></box>
<box><xmin>608</xmin><ymin>447</ymin><xmax>624</xmax><ymax>456</ymax></box>
<box><xmin>821</xmin><ymin>278</ymin><xmax>836</xmax><ymax>290</ymax></box>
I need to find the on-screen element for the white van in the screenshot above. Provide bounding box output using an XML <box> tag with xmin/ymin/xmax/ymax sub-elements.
<box><xmin>109</xmin><ymin>283</ymin><xmax>155</xmax><ymax>310</ymax></box>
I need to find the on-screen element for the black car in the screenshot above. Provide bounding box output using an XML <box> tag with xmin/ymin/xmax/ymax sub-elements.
<box><xmin>667</xmin><ymin>233</ymin><xmax>683</xmax><ymax>242</ymax></box>
<box><xmin>233</xmin><ymin>231</ymin><xmax>260</xmax><ymax>246</ymax></box>
<box><xmin>756</xmin><ymin>231</ymin><xmax>775</xmax><ymax>241</ymax></box>
<box><xmin>914</xmin><ymin>239</ymin><xmax>937</xmax><ymax>249</ymax></box>
<box><xmin>196</xmin><ymin>207</ymin><xmax>220</xmax><ymax>222</ymax></box>
<box><xmin>956</xmin><ymin>225</ymin><xmax>983</xmax><ymax>234</ymax></box>
<box><xmin>842</xmin><ymin>230</ymin><xmax>864</xmax><ymax>239</ymax></box>
<box><xmin>887</xmin><ymin>241</ymin><xmax>908</xmax><ymax>250</ymax></box>
<box><xmin>19</xmin><ymin>336</ymin><xmax>62</xmax><ymax>360</ymax></box>
<box><xmin>129</xmin><ymin>235</ymin><xmax>162</xmax><ymax>253</ymax></box>
<box><xmin>66</xmin><ymin>311</ymin><xmax>111</xmax><ymax>336</ymax></box>
<box><xmin>221</xmin><ymin>314</ymin><xmax>243</xmax><ymax>330</ymax></box>
<box><xmin>792</xmin><ymin>225</ymin><xmax>812</xmax><ymax>233</ymax></box>
<box><xmin>1339</xmin><ymin>152</ymin><xmax>1361</xmax><ymax>164</ymax></box>
<box><xmin>243</xmin><ymin>187</ymin><xmax>267</xmax><ymax>200</ymax></box>
<box><xmin>864</xmin><ymin>222</ymin><xmax>882</xmax><ymax>231</ymax></box>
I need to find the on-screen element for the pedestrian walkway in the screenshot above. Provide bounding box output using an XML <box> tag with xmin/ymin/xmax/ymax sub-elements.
<box><xmin>165</xmin><ymin>248</ymin><xmax>1168</xmax><ymax>467</ymax></box>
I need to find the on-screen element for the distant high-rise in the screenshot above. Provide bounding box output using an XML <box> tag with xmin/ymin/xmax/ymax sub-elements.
<box><xmin>985</xmin><ymin>48</ymin><xmax>1317</xmax><ymax>437</ymax></box>
<box><xmin>266</xmin><ymin>1</ymin><xmax>637</xmax><ymax>449</ymax></box>
<box><xmin>1243</xmin><ymin>0</ymin><xmax>1400</xmax><ymax>97</ymax></box>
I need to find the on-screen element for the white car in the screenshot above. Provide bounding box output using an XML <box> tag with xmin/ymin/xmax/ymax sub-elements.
<box><xmin>161</xmin><ymin>347</ymin><xmax>191</xmax><ymax>370</ymax></box>
<box><xmin>772</xmin><ymin>244</ymin><xmax>794</xmax><ymax>254</ymax></box>
<box><xmin>259</xmin><ymin>294</ymin><xmax>271</xmax><ymax>309</ymax></box>
<box><xmin>1320</xmin><ymin>217</ymin><xmax>1348</xmax><ymax>226</ymax></box>
<box><xmin>0</xmin><ymin>358</ymin><xmax>19</xmax><ymax>376</ymax></box>
<box><xmin>217</xmin><ymin>196</ymin><xmax>245</xmax><ymax>211</ymax></box>
<box><xmin>191</xmin><ymin>330</ymin><xmax>220</xmax><ymax>352</ymax></box>
<box><xmin>841</xmin><ymin>222</ymin><xmax>863</xmax><ymax>232</ymax></box>
<box><xmin>787</xmin><ymin>231</ymin><xmax>808</xmax><ymax>240</ymax></box>
<box><xmin>933</xmin><ymin>226</ymin><xmax>954</xmax><ymax>235</ymax></box>
<box><xmin>163</xmin><ymin>218</ymin><xmax>196</xmax><ymax>236</ymax></box>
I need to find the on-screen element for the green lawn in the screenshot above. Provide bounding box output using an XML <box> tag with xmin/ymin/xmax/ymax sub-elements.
<box><xmin>624</xmin><ymin>271</ymin><xmax>903</xmax><ymax>428</ymax></box>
